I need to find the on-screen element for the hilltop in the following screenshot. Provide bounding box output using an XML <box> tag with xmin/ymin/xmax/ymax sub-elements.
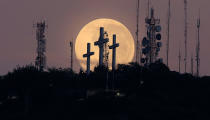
<box><xmin>0</xmin><ymin>62</ymin><xmax>210</xmax><ymax>120</ymax></box>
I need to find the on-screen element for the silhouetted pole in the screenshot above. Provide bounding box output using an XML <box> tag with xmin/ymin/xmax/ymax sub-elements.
<box><xmin>184</xmin><ymin>0</ymin><xmax>188</xmax><ymax>73</ymax></box>
<box><xmin>136</xmin><ymin>0</ymin><xmax>140</xmax><ymax>64</ymax></box>
<box><xmin>178</xmin><ymin>46</ymin><xmax>181</xmax><ymax>73</ymax></box>
<box><xmin>83</xmin><ymin>43</ymin><xmax>94</xmax><ymax>75</ymax></box>
<box><xmin>147</xmin><ymin>0</ymin><xmax>150</xmax><ymax>17</ymax></box>
<box><xmin>196</xmin><ymin>10</ymin><xmax>200</xmax><ymax>77</ymax></box>
<box><xmin>191</xmin><ymin>54</ymin><xmax>194</xmax><ymax>75</ymax></box>
<box><xmin>166</xmin><ymin>0</ymin><xmax>171</xmax><ymax>66</ymax></box>
<box><xmin>70</xmin><ymin>41</ymin><xmax>74</xmax><ymax>70</ymax></box>
<box><xmin>94</xmin><ymin>27</ymin><xmax>109</xmax><ymax>66</ymax></box>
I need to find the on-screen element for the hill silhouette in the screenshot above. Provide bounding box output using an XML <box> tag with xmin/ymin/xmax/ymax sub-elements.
<box><xmin>0</xmin><ymin>62</ymin><xmax>210</xmax><ymax>120</ymax></box>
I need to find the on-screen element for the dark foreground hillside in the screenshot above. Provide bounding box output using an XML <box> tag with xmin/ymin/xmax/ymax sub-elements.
<box><xmin>0</xmin><ymin>62</ymin><xmax>210</xmax><ymax>120</ymax></box>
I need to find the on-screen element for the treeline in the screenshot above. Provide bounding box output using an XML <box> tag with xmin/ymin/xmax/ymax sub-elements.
<box><xmin>0</xmin><ymin>62</ymin><xmax>210</xmax><ymax>120</ymax></box>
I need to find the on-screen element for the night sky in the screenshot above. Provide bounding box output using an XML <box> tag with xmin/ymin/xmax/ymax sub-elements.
<box><xmin>0</xmin><ymin>0</ymin><xmax>209</xmax><ymax>76</ymax></box>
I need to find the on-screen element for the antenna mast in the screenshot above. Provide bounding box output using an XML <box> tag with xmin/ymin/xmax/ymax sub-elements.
<box><xmin>196</xmin><ymin>10</ymin><xmax>200</xmax><ymax>77</ymax></box>
<box><xmin>166</xmin><ymin>0</ymin><xmax>171</xmax><ymax>66</ymax></box>
<box><xmin>35</xmin><ymin>21</ymin><xmax>47</xmax><ymax>71</ymax></box>
<box><xmin>70</xmin><ymin>40</ymin><xmax>74</xmax><ymax>70</ymax></box>
<box><xmin>184</xmin><ymin>0</ymin><xmax>188</xmax><ymax>73</ymax></box>
<box><xmin>178</xmin><ymin>45</ymin><xmax>181</xmax><ymax>73</ymax></box>
<box><xmin>191</xmin><ymin>54</ymin><xmax>194</xmax><ymax>75</ymax></box>
<box><xmin>147</xmin><ymin>0</ymin><xmax>150</xmax><ymax>17</ymax></box>
<box><xmin>136</xmin><ymin>0</ymin><xmax>140</xmax><ymax>64</ymax></box>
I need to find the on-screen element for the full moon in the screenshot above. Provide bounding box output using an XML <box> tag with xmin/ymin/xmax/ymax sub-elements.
<box><xmin>75</xmin><ymin>18</ymin><xmax>135</xmax><ymax>70</ymax></box>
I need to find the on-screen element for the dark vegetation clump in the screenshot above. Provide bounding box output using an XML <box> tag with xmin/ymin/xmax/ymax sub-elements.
<box><xmin>0</xmin><ymin>62</ymin><xmax>209</xmax><ymax>120</ymax></box>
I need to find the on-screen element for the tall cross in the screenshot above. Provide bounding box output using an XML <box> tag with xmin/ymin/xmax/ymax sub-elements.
<box><xmin>83</xmin><ymin>43</ymin><xmax>94</xmax><ymax>75</ymax></box>
<box><xmin>109</xmin><ymin>34</ymin><xmax>119</xmax><ymax>71</ymax></box>
<box><xmin>94</xmin><ymin>27</ymin><xmax>109</xmax><ymax>66</ymax></box>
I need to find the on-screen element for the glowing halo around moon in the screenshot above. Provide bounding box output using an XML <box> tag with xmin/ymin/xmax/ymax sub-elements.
<box><xmin>75</xmin><ymin>18</ymin><xmax>135</xmax><ymax>70</ymax></box>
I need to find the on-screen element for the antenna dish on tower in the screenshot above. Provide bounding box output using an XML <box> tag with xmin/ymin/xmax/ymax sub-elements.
<box><xmin>156</xmin><ymin>34</ymin><xmax>161</xmax><ymax>40</ymax></box>
<box><xmin>141</xmin><ymin>58</ymin><xmax>146</xmax><ymax>63</ymax></box>
<box><xmin>155</xmin><ymin>26</ymin><xmax>162</xmax><ymax>32</ymax></box>
<box><xmin>142</xmin><ymin>37</ymin><xmax>149</xmax><ymax>47</ymax></box>
<box><xmin>157</xmin><ymin>42</ymin><xmax>162</xmax><ymax>48</ymax></box>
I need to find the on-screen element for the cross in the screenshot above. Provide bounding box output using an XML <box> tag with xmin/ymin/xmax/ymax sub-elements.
<box><xmin>94</xmin><ymin>27</ymin><xmax>109</xmax><ymax>66</ymax></box>
<box><xmin>109</xmin><ymin>34</ymin><xmax>119</xmax><ymax>71</ymax></box>
<box><xmin>83</xmin><ymin>43</ymin><xmax>94</xmax><ymax>75</ymax></box>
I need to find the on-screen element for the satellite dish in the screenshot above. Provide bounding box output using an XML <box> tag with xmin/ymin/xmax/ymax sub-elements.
<box><xmin>155</xmin><ymin>25</ymin><xmax>161</xmax><ymax>32</ymax></box>
<box><xmin>142</xmin><ymin>47</ymin><xmax>150</xmax><ymax>54</ymax></box>
<box><xmin>156</xmin><ymin>34</ymin><xmax>161</xmax><ymax>40</ymax></box>
<box><xmin>141</xmin><ymin>58</ymin><xmax>146</xmax><ymax>63</ymax></box>
<box><xmin>145</xmin><ymin>18</ymin><xmax>151</xmax><ymax>24</ymax></box>
<box><xmin>142</xmin><ymin>37</ymin><xmax>149</xmax><ymax>47</ymax></box>
<box><xmin>142</xmin><ymin>48</ymin><xmax>147</xmax><ymax>54</ymax></box>
<box><xmin>146</xmin><ymin>46</ymin><xmax>151</xmax><ymax>51</ymax></box>
<box><xmin>158</xmin><ymin>58</ymin><xmax>163</xmax><ymax>63</ymax></box>
<box><xmin>147</xmin><ymin>32</ymin><xmax>152</xmax><ymax>39</ymax></box>
<box><xmin>156</xmin><ymin>47</ymin><xmax>160</xmax><ymax>52</ymax></box>
<box><xmin>147</xmin><ymin>26</ymin><xmax>152</xmax><ymax>31</ymax></box>
<box><xmin>157</xmin><ymin>42</ymin><xmax>162</xmax><ymax>48</ymax></box>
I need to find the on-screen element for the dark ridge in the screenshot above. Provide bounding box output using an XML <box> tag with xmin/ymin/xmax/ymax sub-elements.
<box><xmin>0</xmin><ymin>62</ymin><xmax>208</xmax><ymax>120</ymax></box>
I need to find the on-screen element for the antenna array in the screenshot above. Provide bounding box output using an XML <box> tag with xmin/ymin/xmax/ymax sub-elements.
<box><xmin>141</xmin><ymin>8</ymin><xmax>162</xmax><ymax>65</ymax></box>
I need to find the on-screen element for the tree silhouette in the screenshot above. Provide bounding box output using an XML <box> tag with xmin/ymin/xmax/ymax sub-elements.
<box><xmin>0</xmin><ymin>63</ymin><xmax>210</xmax><ymax>120</ymax></box>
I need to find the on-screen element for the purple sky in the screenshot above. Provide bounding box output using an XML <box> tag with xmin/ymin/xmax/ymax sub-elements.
<box><xmin>0</xmin><ymin>0</ymin><xmax>209</xmax><ymax>76</ymax></box>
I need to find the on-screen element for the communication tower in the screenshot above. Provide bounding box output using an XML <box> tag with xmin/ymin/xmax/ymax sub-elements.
<box><xmin>141</xmin><ymin>8</ymin><xmax>162</xmax><ymax>65</ymax></box>
<box><xmin>35</xmin><ymin>21</ymin><xmax>47</xmax><ymax>71</ymax></box>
